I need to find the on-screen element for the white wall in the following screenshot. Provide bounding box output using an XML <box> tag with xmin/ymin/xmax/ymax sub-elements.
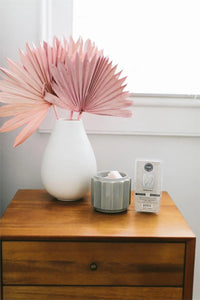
<box><xmin>0</xmin><ymin>1</ymin><xmax>200</xmax><ymax>299</ymax></box>
<box><xmin>0</xmin><ymin>0</ymin><xmax>42</xmax><ymax>212</ymax></box>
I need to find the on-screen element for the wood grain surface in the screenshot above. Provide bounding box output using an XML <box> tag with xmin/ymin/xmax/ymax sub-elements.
<box><xmin>0</xmin><ymin>190</ymin><xmax>195</xmax><ymax>241</ymax></box>
<box><xmin>2</xmin><ymin>241</ymin><xmax>185</xmax><ymax>286</ymax></box>
<box><xmin>0</xmin><ymin>190</ymin><xmax>195</xmax><ymax>300</ymax></box>
<box><xmin>3</xmin><ymin>286</ymin><xmax>183</xmax><ymax>300</ymax></box>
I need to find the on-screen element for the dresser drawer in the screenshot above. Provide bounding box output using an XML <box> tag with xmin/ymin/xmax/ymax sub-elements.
<box><xmin>3</xmin><ymin>286</ymin><xmax>183</xmax><ymax>300</ymax></box>
<box><xmin>2</xmin><ymin>241</ymin><xmax>185</xmax><ymax>286</ymax></box>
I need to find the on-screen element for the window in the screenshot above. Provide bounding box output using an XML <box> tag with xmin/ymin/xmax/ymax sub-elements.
<box><xmin>73</xmin><ymin>0</ymin><xmax>200</xmax><ymax>95</ymax></box>
<box><xmin>42</xmin><ymin>0</ymin><xmax>200</xmax><ymax>95</ymax></box>
<box><xmin>39</xmin><ymin>0</ymin><xmax>200</xmax><ymax>136</ymax></box>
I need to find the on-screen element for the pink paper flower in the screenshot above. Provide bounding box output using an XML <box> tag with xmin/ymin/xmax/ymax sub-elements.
<box><xmin>0</xmin><ymin>37</ymin><xmax>132</xmax><ymax>147</ymax></box>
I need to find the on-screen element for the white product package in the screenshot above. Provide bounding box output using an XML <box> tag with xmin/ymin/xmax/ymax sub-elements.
<box><xmin>135</xmin><ymin>160</ymin><xmax>162</xmax><ymax>213</ymax></box>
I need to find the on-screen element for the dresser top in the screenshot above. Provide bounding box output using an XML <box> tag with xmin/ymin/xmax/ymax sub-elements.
<box><xmin>0</xmin><ymin>190</ymin><xmax>195</xmax><ymax>241</ymax></box>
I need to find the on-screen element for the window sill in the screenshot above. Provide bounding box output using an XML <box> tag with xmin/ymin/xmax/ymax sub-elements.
<box><xmin>39</xmin><ymin>94</ymin><xmax>200</xmax><ymax>137</ymax></box>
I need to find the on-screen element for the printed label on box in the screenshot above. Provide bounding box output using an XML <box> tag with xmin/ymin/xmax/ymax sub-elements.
<box><xmin>135</xmin><ymin>160</ymin><xmax>162</xmax><ymax>213</ymax></box>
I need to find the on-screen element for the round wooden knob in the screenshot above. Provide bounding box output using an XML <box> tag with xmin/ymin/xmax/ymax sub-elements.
<box><xmin>90</xmin><ymin>262</ymin><xmax>97</xmax><ymax>271</ymax></box>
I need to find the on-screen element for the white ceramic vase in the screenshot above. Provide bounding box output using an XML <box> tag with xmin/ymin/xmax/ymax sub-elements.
<box><xmin>41</xmin><ymin>119</ymin><xmax>97</xmax><ymax>201</ymax></box>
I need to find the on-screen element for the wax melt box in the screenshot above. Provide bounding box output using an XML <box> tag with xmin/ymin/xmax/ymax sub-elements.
<box><xmin>135</xmin><ymin>160</ymin><xmax>162</xmax><ymax>213</ymax></box>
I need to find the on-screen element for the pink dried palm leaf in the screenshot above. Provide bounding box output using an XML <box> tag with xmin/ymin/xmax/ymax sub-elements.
<box><xmin>0</xmin><ymin>37</ymin><xmax>75</xmax><ymax>146</ymax></box>
<box><xmin>13</xmin><ymin>108</ymin><xmax>50</xmax><ymax>147</ymax></box>
<box><xmin>0</xmin><ymin>103</ymin><xmax>50</xmax><ymax>132</ymax></box>
<box><xmin>46</xmin><ymin>49</ymin><xmax>132</xmax><ymax>118</ymax></box>
<box><xmin>0</xmin><ymin>36</ymin><xmax>132</xmax><ymax>146</ymax></box>
<box><xmin>0</xmin><ymin>103</ymin><xmax>49</xmax><ymax>117</ymax></box>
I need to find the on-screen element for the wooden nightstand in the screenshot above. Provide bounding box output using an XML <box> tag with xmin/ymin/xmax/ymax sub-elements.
<box><xmin>0</xmin><ymin>190</ymin><xmax>195</xmax><ymax>300</ymax></box>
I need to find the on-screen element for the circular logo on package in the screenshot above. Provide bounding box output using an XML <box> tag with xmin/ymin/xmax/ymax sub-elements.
<box><xmin>144</xmin><ymin>163</ymin><xmax>153</xmax><ymax>172</ymax></box>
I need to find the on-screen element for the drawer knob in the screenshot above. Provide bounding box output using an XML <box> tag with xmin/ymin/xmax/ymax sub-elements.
<box><xmin>90</xmin><ymin>262</ymin><xmax>97</xmax><ymax>271</ymax></box>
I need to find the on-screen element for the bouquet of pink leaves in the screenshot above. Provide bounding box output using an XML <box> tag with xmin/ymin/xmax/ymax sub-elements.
<box><xmin>0</xmin><ymin>36</ymin><xmax>133</xmax><ymax>147</ymax></box>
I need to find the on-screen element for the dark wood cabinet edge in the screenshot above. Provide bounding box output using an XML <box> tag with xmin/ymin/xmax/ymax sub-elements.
<box><xmin>0</xmin><ymin>237</ymin><xmax>195</xmax><ymax>242</ymax></box>
<box><xmin>183</xmin><ymin>238</ymin><xmax>196</xmax><ymax>300</ymax></box>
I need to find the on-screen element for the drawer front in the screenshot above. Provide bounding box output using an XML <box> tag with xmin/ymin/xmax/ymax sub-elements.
<box><xmin>3</xmin><ymin>286</ymin><xmax>183</xmax><ymax>300</ymax></box>
<box><xmin>2</xmin><ymin>241</ymin><xmax>185</xmax><ymax>286</ymax></box>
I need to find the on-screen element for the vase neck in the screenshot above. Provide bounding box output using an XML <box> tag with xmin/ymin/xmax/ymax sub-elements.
<box><xmin>53</xmin><ymin>119</ymin><xmax>85</xmax><ymax>137</ymax></box>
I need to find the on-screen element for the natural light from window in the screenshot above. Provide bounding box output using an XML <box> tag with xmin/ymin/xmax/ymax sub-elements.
<box><xmin>73</xmin><ymin>0</ymin><xmax>200</xmax><ymax>95</ymax></box>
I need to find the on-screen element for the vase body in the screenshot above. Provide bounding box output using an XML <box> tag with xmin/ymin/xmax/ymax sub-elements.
<box><xmin>41</xmin><ymin>119</ymin><xmax>97</xmax><ymax>200</ymax></box>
